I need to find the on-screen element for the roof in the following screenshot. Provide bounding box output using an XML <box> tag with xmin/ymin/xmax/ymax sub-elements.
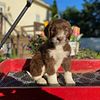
<box><xmin>34</xmin><ymin>0</ymin><xmax>51</xmax><ymax>10</ymax></box>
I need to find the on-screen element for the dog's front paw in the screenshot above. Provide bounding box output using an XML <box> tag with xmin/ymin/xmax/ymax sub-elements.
<box><xmin>37</xmin><ymin>78</ymin><xmax>47</xmax><ymax>85</ymax></box>
<box><xmin>66</xmin><ymin>79</ymin><xmax>75</xmax><ymax>86</ymax></box>
<box><xmin>47</xmin><ymin>73</ymin><xmax>60</xmax><ymax>86</ymax></box>
<box><xmin>49</xmin><ymin>84</ymin><xmax>60</xmax><ymax>87</ymax></box>
<box><xmin>64</xmin><ymin>71</ymin><xmax>76</xmax><ymax>86</ymax></box>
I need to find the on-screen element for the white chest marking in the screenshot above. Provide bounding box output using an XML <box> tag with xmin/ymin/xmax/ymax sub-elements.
<box><xmin>49</xmin><ymin>45</ymin><xmax>70</xmax><ymax>71</ymax></box>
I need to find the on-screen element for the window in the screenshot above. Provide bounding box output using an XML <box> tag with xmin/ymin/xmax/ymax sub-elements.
<box><xmin>36</xmin><ymin>14</ymin><xmax>40</xmax><ymax>22</ymax></box>
<box><xmin>46</xmin><ymin>10</ymin><xmax>51</xmax><ymax>21</ymax></box>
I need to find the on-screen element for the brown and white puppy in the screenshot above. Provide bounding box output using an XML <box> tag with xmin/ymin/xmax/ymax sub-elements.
<box><xmin>29</xmin><ymin>19</ymin><xmax>75</xmax><ymax>86</ymax></box>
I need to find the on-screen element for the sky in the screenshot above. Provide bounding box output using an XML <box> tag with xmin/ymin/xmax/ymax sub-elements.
<box><xmin>44</xmin><ymin>0</ymin><xmax>84</xmax><ymax>12</ymax></box>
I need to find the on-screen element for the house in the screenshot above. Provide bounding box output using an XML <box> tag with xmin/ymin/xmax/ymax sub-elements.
<box><xmin>0</xmin><ymin>0</ymin><xmax>51</xmax><ymax>58</ymax></box>
<box><xmin>0</xmin><ymin>0</ymin><xmax>51</xmax><ymax>35</ymax></box>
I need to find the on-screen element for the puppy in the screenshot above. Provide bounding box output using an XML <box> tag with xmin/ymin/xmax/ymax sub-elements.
<box><xmin>29</xmin><ymin>19</ymin><xmax>75</xmax><ymax>86</ymax></box>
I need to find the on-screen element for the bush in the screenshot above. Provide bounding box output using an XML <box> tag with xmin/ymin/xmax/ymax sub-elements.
<box><xmin>75</xmin><ymin>49</ymin><xmax>100</xmax><ymax>59</ymax></box>
<box><xmin>0</xmin><ymin>57</ymin><xmax>4</xmax><ymax>62</ymax></box>
<box><xmin>27</xmin><ymin>36</ymin><xmax>46</xmax><ymax>53</ymax></box>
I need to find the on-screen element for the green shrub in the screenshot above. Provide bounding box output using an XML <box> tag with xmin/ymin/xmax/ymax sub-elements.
<box><xmin>75</xmin><ymin>49</ymin><xmax>100</xmax><ymax>59</ymax></box>
<box><xmin>28</xmin><ymin>36</ymin><xmax>46</xmax><ymax>53</ymax></box>
<box><xmin>0</xmin><ymin>57</ymin><xmax>4</xmax><ymax>62</ymax></box>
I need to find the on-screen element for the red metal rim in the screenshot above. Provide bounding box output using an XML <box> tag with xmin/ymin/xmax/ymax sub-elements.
<box><xmin>0</xmin><ymin>58</ymin><xmax>100</xmax><ymax>74</ymax></box>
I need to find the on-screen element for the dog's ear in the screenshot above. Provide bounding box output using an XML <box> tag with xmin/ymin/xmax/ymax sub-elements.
<box><xmin>66</xmin><ymin>21</ymin><xmax>72</xmax><ymax>40</ymax></box>
<box><xmin>44</xmin><ymin>23</ymin><xmax>49</xmax><ymax>38</ymax></box>
<box><xmin>44</xmin><ymin>23</ymin><xmax>51</xmax><ymax>38</ymax></box>
<box><xmin>44</xmin><ymin>20</ymin><xmax>57</xmax><ymax>39</ymax></box>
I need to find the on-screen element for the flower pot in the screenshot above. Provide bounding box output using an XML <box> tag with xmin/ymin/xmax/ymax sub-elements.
<box><xmin>69</xmin><ymin>42</ymin><xmax>79</xmax><ymax>56</ymax></box>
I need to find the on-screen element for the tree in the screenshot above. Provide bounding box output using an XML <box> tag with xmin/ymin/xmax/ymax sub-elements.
<box><xmin>61</xmin><ymin>7</ymin><xmax>80</xmax><ymax>26</ymax></box>
<box><xmin>80</xmin><ymin>0</ymin><xmax>100</xmax><ymax>37</ymax></box>
<box><xmin>61</xmin><ymin>0</ymin><xmax>100</xmax><ymax>37</ymax></box>
<box><xmin>51</xmin><ymin>0</ymin><xmax>59</xmax><ymax>20</ymax></box>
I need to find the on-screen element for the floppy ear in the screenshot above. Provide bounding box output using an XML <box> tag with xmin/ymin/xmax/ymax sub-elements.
<box><xmin>67</xmin><ymin>27</ymin><xmax>73</xmax><ymax>40</ymax></box>
<box><xmin>44</xmin><ymin>23</ymin><xmax>49</xmax><ymax>38</ymax></box>
<box><xmin>44</xmin><ymin>21</ymin><xmax>57</xmax><ymax>39</ymax></box>
<box><xmin>66</xmin><ymin>21</ymin><xmax>72</xmax><ymax>40</ymax></box>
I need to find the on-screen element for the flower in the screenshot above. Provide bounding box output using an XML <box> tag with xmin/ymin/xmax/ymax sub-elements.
<box><xmin>72</xmin><ymin>26</ymin><xmax>80</xmax><ymax>37</ymax></box>
<box><xmin>70</xmin><ymin>26</ymin><xmax>83</xmax><ymax>42</ymax></box>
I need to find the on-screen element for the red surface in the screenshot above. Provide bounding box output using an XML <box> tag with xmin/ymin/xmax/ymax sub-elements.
<box><xmin>0</xmin><ymin>59</ymin><xmax>100</xmax><ymax>100</ymax></box>
<box><xmin>0</xmin><ymin>87</ymin><xmax>100</xmax><ymax>100</ymax></box>
<box><xmin>59</xmin><ymin>59</ymin><xmax>100</xmax><ymax>73</ymax></box>
<box><xmin>0</xmin><ymin>58</ymin><xmax>100</xmax><ymax>74</ymax></box>
<box><xmin>72</xmin><ymin>59</ymin><xmax>100</xmax><ymax>73</ymax></box>
<box><xmin>0</xmin><ymin>59</ymin><xmax>30</xmax><ymax>74</ymax></box>
<box><xmin>42</xmin><ymin>87</ymin><xmax>100</xmax><ymax>100</ymax></box>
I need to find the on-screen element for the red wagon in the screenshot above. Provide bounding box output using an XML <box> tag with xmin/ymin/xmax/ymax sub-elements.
<box><xmin>0</xmin><ymin>0</ymin><xmax>100</xmax><ymax>99</ymax></box>
<box><xmin>0</xmin><ymin>58</ymin><xmax>100</xmax><ymax>100</ymax></box>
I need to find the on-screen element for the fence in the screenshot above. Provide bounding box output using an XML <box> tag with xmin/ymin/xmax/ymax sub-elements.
<box><xmin>80</xmin><ymin>38</ymin><xmax>100</xmax><ymax>52</ymax></box>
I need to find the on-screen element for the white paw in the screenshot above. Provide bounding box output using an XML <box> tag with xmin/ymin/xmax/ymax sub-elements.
<box><xmin>64</xmin><ymin>71</ymin><xmax>75</xmax><ymax>85</ymax></box>
<box><xmin>37</xmin><ymin>78</ymin><xmax>47</xmax><ymax>85</ymax></box>
<box><xmin>47</xmin><ymin>73</ymin><xmax>59</xmax><ymax>85</ymax></box>
<box><xmin>66</xmin><ymin>78</ymin><xmax>75</xmax><ymax>85</ymax></box>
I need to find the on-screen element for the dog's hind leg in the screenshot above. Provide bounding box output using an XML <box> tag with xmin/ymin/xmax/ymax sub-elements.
<box><xmin>31</xmin><ymin>66</ymin><xmax>47</xmax><ymax>85</ymax></box>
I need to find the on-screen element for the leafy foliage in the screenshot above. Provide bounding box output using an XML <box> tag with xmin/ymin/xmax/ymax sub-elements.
<box><xmin>0</xmin><ymin>57</ymin><xmax>4</xmax><ymax>62</ymax></box>
<box><xmin>51</xmin><ymin>0</ymin><xmax>59</xmax><ymax>20</ymax></box>
<box><xmin>28</xmin><ymin>36</ymin><xmax>46</xmax><ymax>53</ymax></box>
<box><xmin>61</xmin><ymin>0</ymin><xmax>100</xmax><ymax>37</ymax></box>
<box><xmin>75</xmin><ymin>49</ymin><xmax>100</xmax><ymax>59</ymax></box>
<box><xmin>61</xmin><ymin>7</ymin><xmax>80</xmax><ymax>25</ymax></box>
<box><xmin>80</xmin><ymin>0</ymin><xmax>100</xmax><ymax>37</ymax></box>
<box><xmin>70</xmin><ymin>33</ymin><xmax>83</xmax><ymax>42</ymax></box>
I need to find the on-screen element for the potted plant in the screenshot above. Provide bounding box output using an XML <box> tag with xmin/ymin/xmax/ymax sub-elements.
<box><xmin>69</xmin><ymin>26</ymin><xmax>83</xmax><ymax>56</ymax></box>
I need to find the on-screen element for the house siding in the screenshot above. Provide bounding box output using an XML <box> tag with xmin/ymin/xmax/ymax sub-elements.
<box><xmin>0</xmin><ymin>0</ymin><xmax>51</xmax><ymax>58</ymax></box>
<box><xmin>0</xmin><ymin>0</ymin><xmax>51</xmax><ymax>34</ymax></box>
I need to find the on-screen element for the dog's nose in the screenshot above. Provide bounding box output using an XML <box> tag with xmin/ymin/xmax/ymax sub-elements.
<box><xmin>57</xmin><ymin>37</ymin><xmax>63</xmax><ymax>41</ymax></box>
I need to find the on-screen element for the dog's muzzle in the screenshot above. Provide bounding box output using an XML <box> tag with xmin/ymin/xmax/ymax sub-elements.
<box><xmin>57</xmin><ymin>37</ymin><xmax>63</xmax><ymax>41</ymax></box>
